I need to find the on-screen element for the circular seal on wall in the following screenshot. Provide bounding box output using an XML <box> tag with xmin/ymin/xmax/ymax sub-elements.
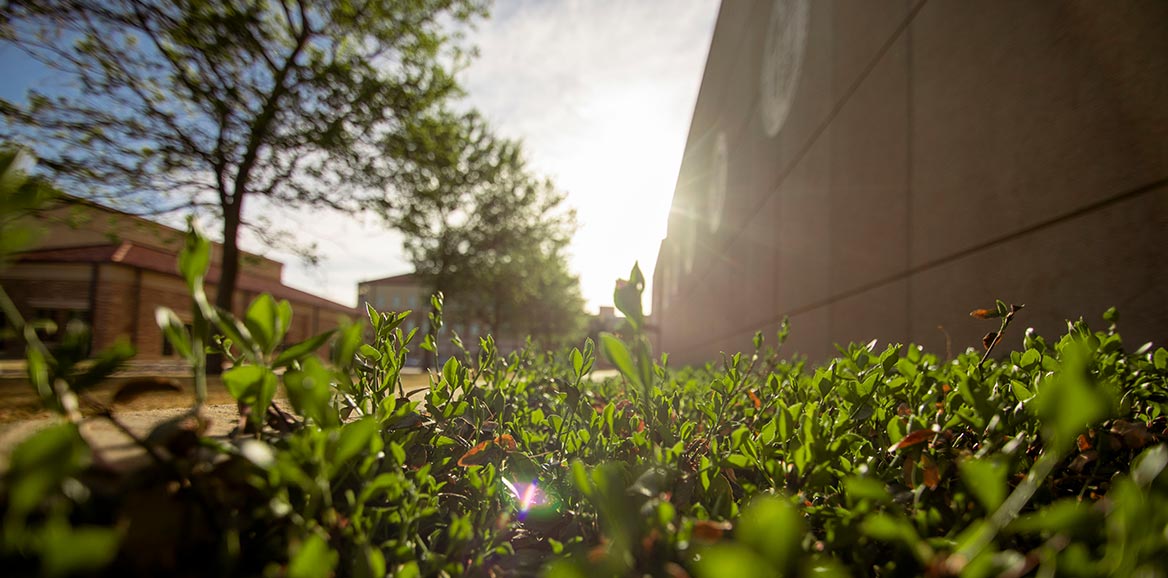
<box><xmin>707</xmin><ymin>131</ymin><xmax>729</xmax><ymax>233</ymax></box>
<box><xmin>760</xmin><ymin>0</ymin><xmax>809</xmax><ymax>137</ymax></box>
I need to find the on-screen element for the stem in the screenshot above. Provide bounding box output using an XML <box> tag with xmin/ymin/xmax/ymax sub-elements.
<box><xmin>979</xmin><ymin>305</ymin><xmax>1024</xmax><ymax>370</ymax></box>
<box><xmin>953</xmin><ymin>447</ymin><xmax>1063</xmax><ymax>570</ymax></box>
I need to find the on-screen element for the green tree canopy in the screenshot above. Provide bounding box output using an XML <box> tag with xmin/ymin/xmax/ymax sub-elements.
<box><xmin>400</xmin><ymin>112</ymin><xmax>585</xmax><ymax>350</ymax></box>
<box><xmin>0</xmin><ymin>0</ymin><xmax>486</xmax><ymax>314</ymax></box>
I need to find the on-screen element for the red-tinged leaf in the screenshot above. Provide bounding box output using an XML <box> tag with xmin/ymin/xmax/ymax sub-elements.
<box><xmin>457</xmin><ymin>439</ymin><xmax>494</xmax><ymax>467</ymax></box>
<box><xmin>495</xmin><ymin>433</ymin><xmax>517</xmax><ymax>451</ymax></box>
<box><xmin>982</xmin><ymin>332</ymin><xmax>997</xmax><ymax>350</ymax></box>
<box><xmin>457</xmin><ymin>435</ymin><xmax>516</xmax><ymax>467</ymax></box>
<box><xmin>1069</xmin><ymin>450</ymin><xmax>1098</xmax><ymax>473</ymax></box>
<box><xmin>921</xmin><ymin>454</ymin><xmax>939</xmax><ymax>490</ymax></box>
<box><xmin>748</xmin><ymin>390</ymin><xmax>761</xmax><ymax>410</ymax></box>
<box><xmin>664</xmin><ymin>562</ymin><xmax>691</xmax><ymax>578</ymax></box>
<box><xmin>1111</xmin><ymin>420</ymin><xmax>1154</xmax><ymax>449</ymax></box>
<box><xmin>888</xmin><ymin>429</ymin><xmax>936</xmax><ymax>453</ymax></box>
<box><xmin>970</xmin><ymin>308</ymin><xmax>1000</xmax><ymax>319</ymax></box>
<box><xmin>1076</xmin><ymin>434</ymin><xmax>1093</xmax><ymax>452</ymax></box>
<box><xmin>692</xmin><ymin>520</ymin><xmax>732</xmax><ymax>543</ymax></box>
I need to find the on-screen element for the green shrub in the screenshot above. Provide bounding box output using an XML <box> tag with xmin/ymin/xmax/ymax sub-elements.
<box><xmin>2</xmin><ymin>224</ymin><xmax>1167</xmax><ymax>577</ymax></box>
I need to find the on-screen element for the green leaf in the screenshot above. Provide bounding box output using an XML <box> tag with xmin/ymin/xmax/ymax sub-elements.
<box><xmin>1032</xmin><ymin>343</ymin><xmax>1111</xmax><ymax>449</ymax></box>
<box><xmin>959</xmin><ymin>458</ymin><xmax>1007</xmax><ymax>511</ymax></box>
<box><xmin>862</xmin><ymin>513</ymin><xmax>920</xmax><ymax>545</ymax></box>
<box><xmin>599</xmin><ymin>333</ymin><xmax>639</xmax><ymax>386</ymax></box>
<box><xmin>288</xmin><ymin>533</ymin><xmax>337</xmax><ymax>578</ymax></box>
<box><xmin>692</xmin><ymin>543</ymin><xmax>778</xmax><ymax>578</ymax></box>
<box><xmin>1008</xmin><ymin>499</ymin><xmax>1101</xmax><ymax>535</ymax></box>
<box><xmin>395</xmin><ymin>561</ymin><xmax>421</xmax><ymax>578</ymax></box>
<box><xmin>570</xmin><ymin>347</ymin><xmax>583</xmax><ymax>377</ymax></box>
<box><xmin>244</xmin><ymin>294</ymin><xmax>280</xmax><ymax>354</ymax></box>
<box><xmin>6</xmin><ymin>423</ymin><xmax>88</xmax><ymax>515</ymax></box>
<box><xmin>737</xmin><ymin>495</ymin><xmax>804</xmax><ymax>571</ymax></box>
<box><xmin>222</xmin><ymin>365</ymin><xmax>278</xmax><ymax>427</ymax></box>
<box><xmin>276</xmin><ymin>299</ymin><xmax>293</xmax><ymax>345</ymax></box>
<box><xmin>570</xmin><ymin>460</ymin><xmax>592</xmax><ymax>497</ymax></box>
<box><xmin>613</xmin><ymin>263</ymin><xmax>645</xmax><ymax>329</ymax></box>
<box><xmin>845</xmin><ymin>476</ymin><xmax>891</xmax><ymax>504</ymax></box>
<box><xmin>41</xmin><ymin>522</ymin><xmax>121</xmax><ymax>578</ymax></box>
<box><xmin>74</xmin><ymin>338</ymin><xmax>135</xmax><ymax>392</ymax></box>
<box><xmin>443</xmin><ymin>356</ymin><xmax>461</xmax><ymax>389</ymax></box>
<box><xmin>155</xmin><ymin>307</ymin><xmax>192</xmax><ymax>360</ymax></box>
<box><xmin>274</xmin><ymin>330</ymin><xmax>336</xmax><ymax>369</ymax></box>
<box><xmin>1132</xmin><ymin>444</ymin><xmax>1168</xmax><ymax>488</ymax></box>
<box><xmin>358</xmin><ymin>343</ymin><xmax>381</xmax><ymax>361</ymax></box>
<box><xmin>177</xmin><ymin>220</ymin><xmax>210</xmax><ymax>288</ymax></box>
<box><xmin>284</xmin><ymin>357</ymin><xmax>337</xmax><ymax>427</ymax></box>
<box><xmin>365</xmin><ymin>302</ymin><xmax>379</xmax><ymax>329</ymax></box>
<box><xmin>332</xmin><ymin>320</ymin><xmax>364</xmax><ymax>368</ymax></box>
<box><xmin>334</xmin><ymin>418</ymin><xmax>379</xmax><ymax>469</ymax></box>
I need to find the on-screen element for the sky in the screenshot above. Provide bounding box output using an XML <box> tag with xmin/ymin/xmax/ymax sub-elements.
<box><xmin>0</xmin><ymin>0</ymin><xmax>721</xmax><ymax>314</ymax></box>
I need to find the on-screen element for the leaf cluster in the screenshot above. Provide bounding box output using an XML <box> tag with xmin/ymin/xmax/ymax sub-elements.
<box><xmin>3</xmin><ymin>230</ymin><xmax>1168</xmax><ymax>578</ymax></box>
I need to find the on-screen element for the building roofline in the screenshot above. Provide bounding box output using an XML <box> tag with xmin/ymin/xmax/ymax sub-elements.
<box><xmin>51</xmin><ymin>193</ymin><xmax>282</xmax><ymax>269</ymax></box>
<box><xmin>15</xmin><ymin>242</ymin><xmax>355</xmax><ymax>313</ymax></box>
<box><xmin>358</xmin><ymin>271</ymin><xmax>420</xmax><ymax>286</ymax></box>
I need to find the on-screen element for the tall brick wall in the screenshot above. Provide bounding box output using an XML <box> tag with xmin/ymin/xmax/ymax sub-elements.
<box><xmin>656</xmin><ymin>0</ymin><xmax>1168</xmax><ymax>363</ymax></box>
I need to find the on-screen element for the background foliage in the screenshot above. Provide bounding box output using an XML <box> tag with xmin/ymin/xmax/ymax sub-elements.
<box><xmin>0</xmin><ymin>0</ymin><xmax>487</xmax><ymax>313</ymax></box>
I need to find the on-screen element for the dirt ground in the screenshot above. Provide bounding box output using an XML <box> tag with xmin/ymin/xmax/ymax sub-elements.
<box><xmin>0</xmin><ymin>371</ymin><xmax>432</xmax><ymax>471</ymax></box>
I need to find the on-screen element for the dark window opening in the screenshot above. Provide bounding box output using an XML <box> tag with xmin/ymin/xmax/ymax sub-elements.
<box><xmin>162</xmin><ymin>323</ymin><xmax>193</xmax><ymax>356</ymax></box>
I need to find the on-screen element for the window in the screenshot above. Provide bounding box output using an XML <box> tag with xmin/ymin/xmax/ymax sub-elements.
<box><xmin>409</xmin><ymin>295</ymin><xmax>418</xmax><ymax>307</ymax></box>
<box><xmin>32</xmin><ymin>308</ymin><xmax>92</xmax><ymax>345</ymax></box>
<box><xmin>469</xmin><ymin>323</ymin><xmax>479</xmax><ymax>336</ymax></box>
<box><xmin>392</xmin><ymin>295</ymin><xmax>401</xmax><ymax>308</ymax></box>
<box><xmin>0</xmin><ymin>309</ymin><xmax>9</xmax><ymax>351</ymax></box>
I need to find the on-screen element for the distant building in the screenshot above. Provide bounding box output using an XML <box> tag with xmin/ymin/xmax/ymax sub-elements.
<box><xmin>655</xmin><ymin>0</ymin><xmax>1168</xmax><ymax>363</ymax></box>
<box><xmin>357</xmin><ymin>272</ymin><xmax>500</xmax><ymax>363</ymax></box>
<box><xmin>0</xmin><ymin>197</ymin><xmax>355</xmax><ymax>359</ymax></box>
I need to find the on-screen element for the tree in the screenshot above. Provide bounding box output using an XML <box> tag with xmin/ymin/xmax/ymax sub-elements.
<box><xmin>0</xmin><ymin>0</ymin><xmax>486</xmax><ymax>319</ymax></box>
<box><xmin>400</xmin><ymin>112</ymin><xmax>585</xmax><ymax>353</ymax></box>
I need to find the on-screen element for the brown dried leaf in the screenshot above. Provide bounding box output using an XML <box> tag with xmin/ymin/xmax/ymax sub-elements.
<box><xmin>970</xmin><ymin>308</ymin><xmax>1000</xmax><ymax>319</ymax></box>
<box><xmin>982</xmin><ymin>332</ymin><xmax>998</xmax><ymax>350</ymax></box>
<box><xmin>1069</xmin><ymin>450</ymin><xmax>1098</xmax><ymax>473</ymax></box>
<box><xmin>921</xmin><ymin>454</ymin><xmax>940</xmax><ymax>490</ymax></box>
<box><xmin>1076</xmin><ymin>434</ymin><xmax>1092</xmax><ymax>452</ymax></box>
<box><xmin>888</xmin><ymin>429</ymin><xmax>936</xmax><ymax>453</ymax></box>
<box><xmin>692</xmin><ymin>520</ymin><xmax>732</xmax><ymax>543</ymax></box>
<box><xmin>1111</xmin><ymin>420</ymin><xmax>1154</xmax><ymax>449</ymax></box>
<box><xmin>457</xmin><ymin>434</ymin><xmax>515</xmax><ymax>467</ymax></box>
<box><xmin>903</xmin><ymin>455</ymin><xmax>918</xmax><ymax>489</ymax></box>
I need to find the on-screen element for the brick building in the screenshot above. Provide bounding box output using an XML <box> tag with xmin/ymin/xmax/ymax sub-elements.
<box><xmin>358</xmin><ymin>273</ymin><xmax>519</xmax><ymax>363</ymax></box>
<box><xmin>0</xmin><ymin>197</ymin><xmax>355</xmax><ymax>359</ymax></box>
<box><xmin>654</xmin><ymin>0</ymin><xmax>1168</xmax><ymax>363</ymax></box>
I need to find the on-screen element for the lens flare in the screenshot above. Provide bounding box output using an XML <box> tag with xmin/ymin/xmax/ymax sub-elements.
<box><xmin>501</xmin><ymin>477</ymin><xmax>557</xmax><ymax>521</ymax></box>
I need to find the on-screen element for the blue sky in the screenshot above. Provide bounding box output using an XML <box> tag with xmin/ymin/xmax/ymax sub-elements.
<box><xmin>1</xmin><ymin>0</ymin><xmax>721</xmax><ymax>313</ymax></box>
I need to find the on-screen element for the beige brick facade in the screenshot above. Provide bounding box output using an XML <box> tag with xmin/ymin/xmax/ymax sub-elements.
<box><xmin>1</xmin><ymin>198</ymin><xmax>355</xmax><ymax>360</ymax></box>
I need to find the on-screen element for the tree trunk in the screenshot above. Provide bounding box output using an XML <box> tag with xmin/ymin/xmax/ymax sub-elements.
<box><xmin>210</xmin><ymin>197</ymin><xmax>243</xmax><ymax>374</ymax></box>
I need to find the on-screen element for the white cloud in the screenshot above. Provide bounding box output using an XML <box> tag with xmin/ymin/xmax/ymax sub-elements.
<box><xmin>248</xmin><ymin>0</ymin><xmax>720</xmax><ymax>312</ymax></box>
<box><xmin>456</xmin><ymin>0</ymin><xmax>719</xmax><ymax>314</ymax></box>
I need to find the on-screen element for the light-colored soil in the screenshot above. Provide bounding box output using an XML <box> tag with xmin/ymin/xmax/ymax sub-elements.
<box><xmin>0</xmin><ymin>371</ymin><xmax>433</xmax><ymax>471</ymax></box>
